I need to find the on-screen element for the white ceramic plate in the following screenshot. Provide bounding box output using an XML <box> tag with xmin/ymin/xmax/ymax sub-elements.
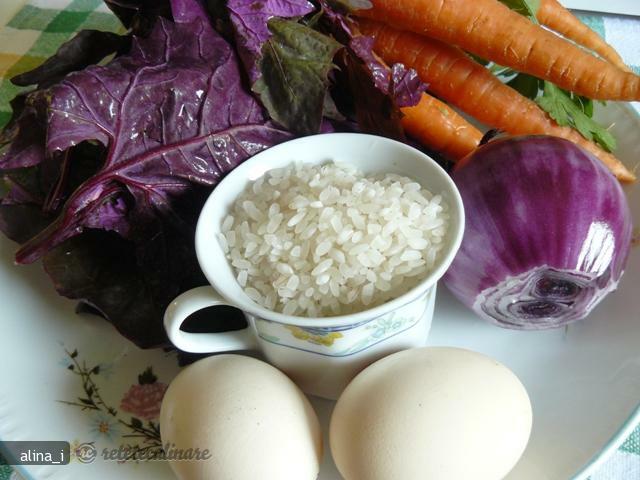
<box><xmin>0</xmin><ymin>102</ymin><xmax>638</xmax><ymax>480</ymax></box>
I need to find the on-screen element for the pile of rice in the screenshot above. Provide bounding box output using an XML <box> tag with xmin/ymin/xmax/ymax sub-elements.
<box><xmin>218</xmin><ymin>162</ymin><xmax>449</xmax><ymax>317</ymax></box>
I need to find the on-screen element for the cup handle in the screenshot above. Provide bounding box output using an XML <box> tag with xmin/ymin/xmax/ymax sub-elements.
<box><xmin>164</xmin><ymin>286</ymin><xmax>258</xmax><ymax>353</ymax></box>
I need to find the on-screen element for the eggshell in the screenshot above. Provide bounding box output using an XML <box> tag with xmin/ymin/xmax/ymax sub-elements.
<box><xmin>330</xmin><ymin>347</ymin><xmax>532</xmax><ymax>480</ymax></box>
<box><xmin>160</xmin><ymin>354</ymin><xmax>322</xmax><ymax>480</ymax></box>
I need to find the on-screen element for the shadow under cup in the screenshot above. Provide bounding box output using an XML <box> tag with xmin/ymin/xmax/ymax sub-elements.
<box><xmin>165</xmin><ymin>133</ymin><xmax>465</xmax><ymax>399</ymax></box>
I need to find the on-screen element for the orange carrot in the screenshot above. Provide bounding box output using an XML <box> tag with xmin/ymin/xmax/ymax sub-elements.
<box><xmin>401</xmin><ymin>93</ymin><xmax>482</xmax><ymax>161</ymax></box>
<box><xmin>538</xmin><ymin>0</ymin><xmax>630</xmax><ymax>72</ymax></box>
<box><xmin>356</xmin><ymin>0</ymin><xmax>640</xmax><ymax>101</ymax></box>
<box><xmin>358</xmin><ymin>18</ymin><xmax>636</xmax><ymax>182</ymax></box>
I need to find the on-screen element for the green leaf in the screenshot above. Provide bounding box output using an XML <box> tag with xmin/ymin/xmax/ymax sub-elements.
<box><xmin>507</xmin><ymin>73</ymin><xmax>541</xmax><ymax>100</ymax></box>
<box><xmin>488</xmin><ymin>63</ymin><xmax>515</xmax><ymax>77</ymax></box>
<box><xmin>497</xmin><ymin>0</ymin><xmax>540</xmax><ymax>20</ymax></box>
<box><xmin>253</xmin><ymin>18</ymin><xmax>342</xmax><ymax>135</ymax></box>
<box><xmin>467</xmin><ymin>53</ymin><xmax>517</xmax><ymax>78</ymax></box>
<box><xmin>536</xmin><ymin>82</ymin><xmax>616</xmax><ymax>152</ymax></box>
<box><xmin>571</xmin><ymin>94</ymin><xmax>594</xmax><ymax>118</ymax></box>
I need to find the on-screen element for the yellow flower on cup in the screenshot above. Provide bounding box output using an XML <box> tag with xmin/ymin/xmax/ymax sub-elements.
<box><xmin>285</xmin><ymin>326</ymin><xmax>343</xmax><ymax>347</ymax></box>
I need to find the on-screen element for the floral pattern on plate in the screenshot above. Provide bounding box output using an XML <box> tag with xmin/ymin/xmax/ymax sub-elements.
<box><xmin>59</xmin><ymin>349</ymin><xmax>166</xmax><ymax>462</ymax></box>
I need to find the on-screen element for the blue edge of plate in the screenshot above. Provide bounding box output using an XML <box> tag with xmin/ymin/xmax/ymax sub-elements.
<box><xmin>2</xmin><ymin>108</ymin><xmax>639</xmax><ymax>480</ymax></box>
<box><xmin>572</xmin><ymin>403</ymin><xmax>640</xmax><ymax>479</ymax></box>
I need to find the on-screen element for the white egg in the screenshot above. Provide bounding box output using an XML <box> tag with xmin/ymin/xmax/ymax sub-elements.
<box><xmin>330</xmin><ymin>347</ymin><xmax>532</xmax><ymax>480</ymax></box>
<box><xmin>160</xmin><ymin>354</ymin><xmax>322</xmax><ymax>480</ymax></box>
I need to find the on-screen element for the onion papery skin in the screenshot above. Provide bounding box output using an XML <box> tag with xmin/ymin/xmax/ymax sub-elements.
<box><xmin>444</xmin><ymin>135</ymin><xmax>633</xmax><ymax>330</ymax></box>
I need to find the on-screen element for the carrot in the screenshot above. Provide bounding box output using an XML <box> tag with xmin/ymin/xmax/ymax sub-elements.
<box><xmin>538</xmin><ymin>0</ymin><xmax>630</xmax><ymax>72</ymax></box>
<box><xmin>401</xmin><ymin>93</ymin><xmax>482</xmax><ymax>161</ymax></box>
<box><xmin>356</xmin><ymin>0</ymin><xmax>640</xmax><ymax>101</ymax></box>
<box><xmin>358</xmin><ymin>18</ymin><xmax>636</xmax><ymax>182</ymax></box>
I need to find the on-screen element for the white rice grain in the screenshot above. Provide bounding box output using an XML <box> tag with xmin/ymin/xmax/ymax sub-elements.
<box><xmin>219</xmin><ymin>162</ymin><xmax>449</xmax><ymax>316</ymax></box>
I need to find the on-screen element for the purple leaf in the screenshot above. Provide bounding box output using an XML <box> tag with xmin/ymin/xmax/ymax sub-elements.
<box><xmin>340</xmin><ymin>48</ymin><xmax>405</xmax><ymax>140</ymax></box>
<box><xmin>228</xmin><ymin>0</ymin><xmax>315</xmax><ymax>82</ymax></box>
<box><xmin>349</xmin><ymin>35</ymin><xmax>389</xmax><ymax>91</ymax></box>
<box><xmin>11</xmin><ymin>30</ymin><xmax>130</xmax><ymax>89</ymax></box>
<box><xmin>41</xmin><ymin>229</ymin><xmax>198</xmax><ymax>348</ymax></box>
<box><xmin>0</xmin><ymin>160</ymin><xmax>59</xmax><ymax>243</ymax></box>
<box><xmin>13</xmin><ymin>15</ymin><xmax>291</xmax><ymax>264</ymax></box>
<box><xmin>349</xmin><ymin>36</ymin><xmax>426</xmax><ymax>107</ymax></box>
<box><xmin>171</xmin><ymin>0</ymin><xmax>208</xmax><ymax>23</ymax></box>
<box><xmin>83</xmin><ymin>193</ymin><xmax>131</xmax><ymax>237</ymax></box>
<box><xmin>390</xmin><ymin>63</ymin><xmax>428</xmax><ymax>108</ymax></box>
<box><xmin>316</xmin><ymin>1</ymin><xmax>426</xmax><ymax>108</ymax></box>
<box><xmin>104</xmin><ymin>0</ymin><xmax>173</xmax><ymax>35</ymax></box>
<box><xmin>0</xmin><ymin>91</ymin><xmax>48</xmax><ymax>170</ymax></box>
<box><xmin>322</xmin><ymin>5</ymin><xmax>425</xmax><ymax>140</ymax></box>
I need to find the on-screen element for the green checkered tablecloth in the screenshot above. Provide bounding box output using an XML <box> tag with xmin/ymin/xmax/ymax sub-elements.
<box><xmin>0</xmin><ymin>1</ymin><xmax>639</xmax><ymax>479</ymax></box>
<box><xmin>0</xmin><ymin>0</ymin><xmax>123</xmax><ymax>128</ymax></box>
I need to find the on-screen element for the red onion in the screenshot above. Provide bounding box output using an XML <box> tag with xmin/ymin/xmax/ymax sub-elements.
<box><xmin>444</xmin><ymin>136</ymin><xmax>633</xmax><ymax>329</ymax></box>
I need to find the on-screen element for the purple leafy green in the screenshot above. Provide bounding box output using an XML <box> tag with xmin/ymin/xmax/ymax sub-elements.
<box><xmin>104</xmin><ymin>0</ymin><xmax>173</xmax><ymax>35</ymax></box>
<box><xmin>171</xmin><ymin>0</ymin><xmax>209</xmax><ymax>22</ymax></box>
<box><xmin>0</xmin><ymin>90</ymin><xmax>48</xmax><ymax>170</ymax></box>
<box><xmin>228</xmin><ymin>0</ymin><xmax>315</xmax><ymax>82</ymax></box>
<box><xmin>0</xmin><ymin>162</ymin><xmax>56</xmax><ymax>244</ymax></box>
<box><xmin>348</xmin><ymin>36</ymin><xmax>388</xmax><ymax>91</ymax></box>
<box><xmin>340</xmin><ymin>48</ymin><xmax>405</xmax><ymax>140</ymax></box>
<box><xmin>389</xmin><ymin>63</ymin><xmax>427</xmax><ymax>108</ymax></box>
<box><xmin>14</xmin><ymin>15</ymin><xmax>290</xmax><ymax>265</ymax></box>
<box><xmin>313</xmin><ymin>2</ymin><xmax>425</xmax><ymax>138</ymax></box>
<box><xmin>0</xmin><ymin>6</ymin><xmax>290</xmax><ymax>347</ymax></box>
<box><xmin>331</xmin><ymin>36</ymin><xmax>426</xmax><ymax>139</ymax></box>
<box><xmin>42</xmin><ymin>226</ymin><xmax>204</xmax><ymax>348</ymax></box>
<box><xmin>348</xmin><ymin>36</ymin><xmax>426</xmax><ymax>108</ymax></box>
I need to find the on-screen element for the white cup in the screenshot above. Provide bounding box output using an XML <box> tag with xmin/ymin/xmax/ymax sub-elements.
<box><xmin>164</xmin><ymin>133</ymin><xmax>464</xmax><ymax>399</ymax></box>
